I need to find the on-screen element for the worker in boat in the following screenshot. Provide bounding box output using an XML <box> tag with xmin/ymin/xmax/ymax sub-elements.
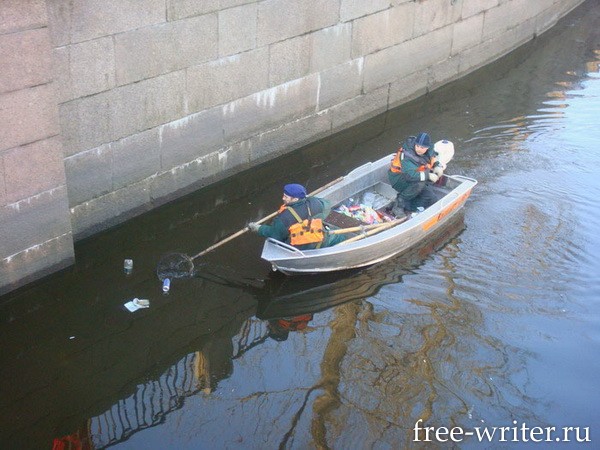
<box><xmin>388</xmin><ymin>132</ymin><xmax>444</xmax><ymax>216</ymax></box>
<box><xmin>248</xmin><ymin>183</ymin><xmax>345</xmax><ymax>249</ymax></box>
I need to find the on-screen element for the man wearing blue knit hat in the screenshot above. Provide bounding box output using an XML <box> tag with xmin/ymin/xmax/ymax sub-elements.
<box><xmin>388</xmin><ymin>132</ymin><xmax>444</xmax><ymax>216</ymax></box>
<box><xmin>248</xmin><ymin>183</ymin><xmax>345</xmax><ymax>249</ymax></box>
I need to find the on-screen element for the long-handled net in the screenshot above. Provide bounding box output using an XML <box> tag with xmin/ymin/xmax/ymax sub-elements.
<box><xmin>156</xmin><ymin>252</ymin><xmax>196</xmax><ymax>280</ymax></box>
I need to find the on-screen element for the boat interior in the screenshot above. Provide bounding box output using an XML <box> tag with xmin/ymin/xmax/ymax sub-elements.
<box><xmin>323</xmin><ymin>177</ymin><xmax>454</xmax><ymax>238</ymax></box>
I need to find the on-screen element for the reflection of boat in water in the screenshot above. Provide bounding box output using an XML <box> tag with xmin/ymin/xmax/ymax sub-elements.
<box><xmin>256</xmin><ymin>211</ymin><xmax>466</xmax><ymax>320</ymax></box>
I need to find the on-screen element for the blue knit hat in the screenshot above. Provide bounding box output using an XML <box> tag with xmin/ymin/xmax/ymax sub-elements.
<box><xmin>415</xmin><ymin>132</ymin><xmax>431</xmax><ymax>148</ymax></box>
<box><xmin>283</xmin><ymin>183</ymin><xmax>307</xmax><ymax>199</ymax></box>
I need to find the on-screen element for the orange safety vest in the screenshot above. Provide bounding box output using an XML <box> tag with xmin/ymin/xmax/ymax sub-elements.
<box><xmin>390</xmin><ymin>148</ymin><xmax>435</xmax><ymax>174</ymax></box>
<box><xmin>286</xmin><ymin>205</ymin><xmax>325</xmax><ymax>247</ymax></box>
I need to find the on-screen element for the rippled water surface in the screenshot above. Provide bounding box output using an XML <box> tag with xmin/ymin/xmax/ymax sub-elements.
<box><xmin>2</xmin><ymin>3</ymin><xmax>600</xmax><ymax>449</ymax></box>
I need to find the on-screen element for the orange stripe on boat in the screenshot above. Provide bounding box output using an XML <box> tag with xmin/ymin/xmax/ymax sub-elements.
<box><xmin>422</xmin><ymin>190</ymin><xmax>472</xmax><ymax>231</ymax></box>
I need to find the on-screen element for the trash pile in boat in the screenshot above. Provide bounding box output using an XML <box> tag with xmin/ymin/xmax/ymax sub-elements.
<box><xmin>333</xmin><ymin>191</ymin><xmax>395</xmax><ymax>225</ymax></box>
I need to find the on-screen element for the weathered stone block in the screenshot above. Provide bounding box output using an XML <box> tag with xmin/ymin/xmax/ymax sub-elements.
<box><xmin>554</xmin><ymin>0</ymin><xmax>586</xmax><ymax>17</ymax></box>
<box><xmin>55</xmin><ymin>37</ymin><xmax>116</xmax><ymax>102</ymax></box>
<box><xmin>112</xmin><ymin>71</ymin><xmax>187</xmax><ymax>143</ymax></box>
<box><xmin>482</xmin><ymin>0</ymin><xmax>539</xmax><ymax>41</ymax></box>
<box><xmin>482</xmin><ymin>2</ymin><xmax>511</xmax><ymax>39</ymax></box>
<box><xmin>218</xmin><ymin>3</ymin><xmax>258</xmax><ymax>57</ymax></box>
<box><xmin>310</xmin><ymin>23</ymin><xmax>352</xmax><ymax>72</ymax></box>
<box><xmin>70</xmin><ymin>181</ymin><xmax>151</xmax><ymax>239</ymax></box>
<box><xmin>60</xmin><ymin>71</ymin><xmax>185</xmax><ymax>156</ymax></box>
<box><xmin>0</xmin><ymin>232</ymin><xmax>74</xmax><ymax>296</ymax></box>
<box><xmin>318</xmin><ymin>59</ymin><xmax>364</xmax><ymax>111</ymax></box>
<box><xmin>187</xmin><ymin>49</ymin><xmax>270</xmax><ymax>112</ymax></box>
<box><xmin>168</xmin><ymin>0</ymin><xmax>214</xmax><ymax>20</ymax></box>
<box><xmin>340</xmin><ymin>0</ymin><xmax>390</xmax><ymax>22</ymax></box>
<box><xmin>0</xmin><ymin>186</ymin><xmax>71</xmax><ymax>258</ymax></box>
<box><xmin>388</xmin><ymin>69</ymin><xmax>428</xmax><ymax>109</ymax></box>
<box><xmin>248</xmin><ymin>111</ymin><xmax>332</xmax><ymax>163</ymax></box>
<box><xmin>363</xmin><ymin>26</ymin><xmax>453</xmax><ymax>92</ymax></box>
<box><xmin>222</xmin><ymin>75</ymin><xmax>320</xmax><ymax>144</ymax></box>
<box><xmin>461</xmin><ymin>0</ymin><xmax>499</xmax><ymax>19</ymax></box>
<box><xmin>414</xmin><ymin>0</ymin><xmax>462</xmax><ymax>37</ymax></box>
<box><xmin>458</xmin><ymin>19</ymin><xmax>534</xmax><ymax>75</ymax></box>
<box><xmin>149</xmin><ymin>169</ymin><xmax>188</xmax><ymax>203</ymax></box>
<box><xmin>533</xmin><ymin>4</ymin><xmax>560</xmax><ymax>36</ymax></box>
<box><xmin>452</xmin><ymin>13</ymin><xmax>484</xmax><ymax>56</ymax></box>
<box><xmin>167</xmin><ymin>0</ymin><xmax>254</xmax><ymax>21</ymax></box>
<box><xmin>150</xmin><ymin>153</ymin><xmax>220</xmax><ymax>202</ymax></box>
<box><xmin>64</xmin><ymin>145</ymin><xmax>112</xmax><ymax>206</ymax></box>
<box><xmin>428</xmin><ymin>56</ymin><xmax>461</xmax><ymax>91</ymax></box>
<box><xmin>109</xmin><ymin>182</ymin><xmax>152</xmax><ymax>224</ymax></box>
<box><xmin>160</xmin><ymin>107</ymin><xmax>225</xmax><ymax>169</ymax></box>
<box><xmin>218</xmin><ymin>142</ymin><xmax>252</xmax><ymax>173</ymax></box>
<box><xmin>257</xmin><ymin>0</ymin><xmax>339</xmax><ymax>46</ymax></box>
<box><xmin>0</xmin><ymin>160</ymin><xmax>6</xmax><ymax>207</ymax></box>
<box><xmin>112</xmin><ymin>128</ymin><xmax>161</xmax><ymax>190</ymax></box>
<box><xmin>115</xmin><ymin>15</ymin><xmax>218</xmax><ymax>86</ymax></box>
<box><xmin>59</xmin><ymin>92</ymin><xmax>112</xmax><ymax>156</ymax></box>
<box><xmin>351</xmin><ymin>3</ymin><xmax>414</xmax><ymax>57</ymax></box>
<box><xmin>330</xmin><ymin>86</ymin><xmax>388</xmax><ymax>133</ymax></box>
<box><xmin>0</xmin><ymin>28</ymin><xmax>53</xmax><ymax>94</ymax></box>
<box><xmin>0</xmin><ymin>0</ymin><xmax>47</xmax><ymax>35</ymax></box>
<box><xmin>51</xmin><ymin>46</ymin><xmax>70</xmax><ymax>103</ymax></box>
<box><xmin>69</xmin><ymin>190</ymin><xmax>117</xmax><ymax>238</ymax></box>
<box><xmin>168</xmin><ymin>0</ymin><xmax>220</xmax><ymax>20</ymax></box>
<box><xmin>0</xmin><ymin>84</ymin><xmax>60</xmax><ymax>152</ymax></box>
<box><xmin>46</xmin><ymin>0</ymin><xmax>165</xmax><ymax>46</ymax></box>
<box><xmin>269</xmin><ymin>35</ymin><xmax>311</xmax><ymax>86</ymax></box>
<box><xmin>3</xmin><ymin>137</ymin><xmax>66</xmax><ymax>204</ymax></box>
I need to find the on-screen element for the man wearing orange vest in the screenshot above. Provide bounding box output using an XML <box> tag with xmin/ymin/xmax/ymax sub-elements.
<box><xmin>248</xmin><ymin>183</ymin><xmax>345</xmax><ymax>249</ymax></box>
<box><xmin>388</xmin><ymin>132</ymin><xmax>444</xmax><ymax>216</ymax></box>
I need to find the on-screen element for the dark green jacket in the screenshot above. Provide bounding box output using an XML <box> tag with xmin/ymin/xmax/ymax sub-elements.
<box><xmin>258</xmin><ymin>197</ymin><xmax>344</xmax><ymax>249</ymax></box>
<box><xmin>388</xmin><ymin>136</ymin><xmax>441</xmax><ymax>196</ymax></box>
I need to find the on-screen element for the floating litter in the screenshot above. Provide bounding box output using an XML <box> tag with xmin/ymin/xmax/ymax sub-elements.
<box><xmin>124</xmin><ymin>298</ymin><xmax>150</xmax><ymax>312</ymax></box>
<box><xmin>162</xmin><ymin>278</ymin><xmax>171</xmax><ymax>293</ymax></box>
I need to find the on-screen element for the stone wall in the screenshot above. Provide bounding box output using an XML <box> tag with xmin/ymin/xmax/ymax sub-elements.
<box><xmin>0</xmin><ymin>0</ymin><xmax>74</xmax><ymax>295</ymax></box>
<box><xmin>0</xmin><ymin>0</ymin><xmax>586</xmax><ymax>294</ymax></box>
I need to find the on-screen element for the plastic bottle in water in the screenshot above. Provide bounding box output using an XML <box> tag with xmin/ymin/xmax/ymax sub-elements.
<box><xmin>162</xmin><ymin>278</ymin><xmax>171</xmax><ymax>293</ymax></box>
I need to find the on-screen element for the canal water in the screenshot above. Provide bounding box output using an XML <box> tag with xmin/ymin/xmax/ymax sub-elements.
<box><xmin>2</xmin><ymin>2</ymin><xmax>599</xmax><ymax>448</ymax></box>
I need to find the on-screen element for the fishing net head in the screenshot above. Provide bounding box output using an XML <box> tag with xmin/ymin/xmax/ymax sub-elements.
<box><xmin>156</xmin><ymin>252</ymin><xmax>195</xmax><ymax>280</ymax></box>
